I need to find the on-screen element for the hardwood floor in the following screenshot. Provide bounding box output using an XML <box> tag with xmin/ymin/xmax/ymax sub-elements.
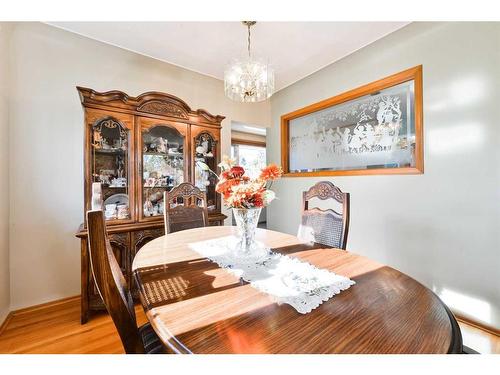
<box><xmin>0</xmin><ymin>296</ymin><xmax>498</xmax><ymax>354</ymax></box>
<box><xmin>0</xmin><ymin>297</ymin><xmax>147</xmax><ymax>354</ymax></box>
<box><xmin>458</xmin><ymin>319</ymin><xmax>500</xmax><ymax>355</ymax></box>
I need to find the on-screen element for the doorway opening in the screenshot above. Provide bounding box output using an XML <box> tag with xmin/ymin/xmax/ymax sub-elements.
<box><xmin>230</xmin><ymin>121</ymin><xmax>267</xmax><ymax>228</ymax></box>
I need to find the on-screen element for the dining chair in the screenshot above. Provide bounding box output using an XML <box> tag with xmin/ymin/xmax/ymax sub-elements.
<box><xmin>86</xmin><ymin>210</ymin><xmax>164</xmax><ymax>354</ymax></box>
<box><xmin>164</xmin><ymin>182</ymin><xmax>209</xmax><ymax>234</ymax></box>
<box><xmin>298</xmin><ymin>181</ymin><xmax>350</xmax><ymax>250</ymax></box>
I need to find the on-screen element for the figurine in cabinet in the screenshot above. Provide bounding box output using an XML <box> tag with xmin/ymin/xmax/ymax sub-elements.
<box><xmin>143</xmin><ymin>200</ymin><xmax>153</xmax><ymax>217</ymax></box>
<box><xmin>144</xmin><ymin>140</ymin><xmax>156</xmax><ymax>153</ymax></box>
<box><xmin>122</xmin><ymin>138</ymin><xmax>127</xmax><ymax>150</ymax></box>
<box><xmin>113</xmin><ymin>137</ymin><xmax>127</xmax><ymax>150</ymax></box>
<box><xmin>92</xmin><ymin>130</ymin><xmax>103</xmax><ymax>149</ymax></box>
<box><xmin>196</xmin><ymin>134</ymin><xmax>213</xmax><ymax>156</ymax></box>
<box><xmin>99</xmin><ymin>173</ymin><xmax>110</xmax><ymax>185</ymax></box>
<box><xmin>156</xmin><ymin>137</ymin><xmax>168</xmax><ymax>154</ymax></box>
<box><xmin>201</xmin><ymin>136</ymin><xmax>209</xmax><ymax>154</ymax></box>
<box><xmin>116</xmin><ymin>155</ymin><xmax>125</xmax><ymax>179</ymax></box>
<box><xmin>196</xmin><ymin>146</ymin><xmax>205</xmax><ymax>156</ymax></box>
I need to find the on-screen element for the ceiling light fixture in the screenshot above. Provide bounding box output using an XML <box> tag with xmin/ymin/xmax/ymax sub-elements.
<box><xmin>224</xmin><ymin>21</ymin><xmax>274</xmax><ymax>102</ymax></box>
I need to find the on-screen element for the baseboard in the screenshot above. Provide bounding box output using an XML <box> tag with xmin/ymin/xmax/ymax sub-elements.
<box><xmin>0</xmin><ymin>311</ymin><xmax>13</xmax><ymax>336</ymax></box>
<box><xmin>456</xmin><ymin>314</ymin><xmax>500</xmax><ymax>337</ymax></box>
<box><xmin>11</xmin><ymin>295</ymin><xmax>80</xmax><ymax>317</ymax></box>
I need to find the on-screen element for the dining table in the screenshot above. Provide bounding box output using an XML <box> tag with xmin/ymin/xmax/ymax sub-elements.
<box><xmin>132</xmin><ymin>226</ymin><xmax>462</xmax><ymax>354</ymax></box>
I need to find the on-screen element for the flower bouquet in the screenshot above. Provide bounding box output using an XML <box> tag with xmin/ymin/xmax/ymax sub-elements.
<box><xmin>198</xmin><ymin>156</ymin><xmax>283</xmax><ymax>255</ymax></box>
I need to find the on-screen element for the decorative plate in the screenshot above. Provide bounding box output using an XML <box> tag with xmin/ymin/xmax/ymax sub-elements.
<box><xmin>104</xmin><ymin>193</ymin><xmax>129</xmax><ymax>206</ymax></box>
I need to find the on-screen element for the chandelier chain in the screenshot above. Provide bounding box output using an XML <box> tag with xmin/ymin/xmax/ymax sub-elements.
<box><xmin>247</xmin><ymin>23</ymin><xmax>251</xmax><ymax>58</ymax></box>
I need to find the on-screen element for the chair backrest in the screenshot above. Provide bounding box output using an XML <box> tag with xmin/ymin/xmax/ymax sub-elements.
<box><xmin>164</xmin><ymin>182</ymin><xmax>209</xmax><ymax>234</ymax></box>
<box><xmin>298</xmin><ymin>181</ymin><xmax>350</xmax><ymax>250</ymax></box>
<box><xmin>86</xmin><ymin>210</ymin><xmax>145</xmax><ymax>354</ymax></box>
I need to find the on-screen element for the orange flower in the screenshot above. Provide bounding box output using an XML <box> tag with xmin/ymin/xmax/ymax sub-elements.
<box><xmin>253</xmin><ymin>194</ymin><xmax>264</xmax><ymax>207</ymax></box>
<box><xmin>213</xmin><ymin>156</ymin><xmax>282</xmax><ymax>209</ymax></box>
<box><xmin>226</xmin><ymin>182</ymin><xmax>265</xmax><ymax>208</ymax></box>
<box><xmin>216</xmin><ymin>178</ymin><xmax>240</xmax><ymax>200</ymax></box>
<box><xmin>259</xmin><ymin>164</ymin><xmax>283</xmax><ymax>181</ymax></box>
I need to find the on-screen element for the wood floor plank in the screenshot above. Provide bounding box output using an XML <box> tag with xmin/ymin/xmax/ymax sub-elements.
<box><xmin>458</xmin><ymin>320</ymin><xmax>500</xmax><ymax>354</ymax></box>
<box><xmin>0</xmin><ymin>297</ymin><xmax>147</xmax><ymax>354</ymax></box>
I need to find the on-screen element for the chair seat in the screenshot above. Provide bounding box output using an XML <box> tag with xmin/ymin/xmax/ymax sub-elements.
<box><xmin>138</xmin><ymin>322</ymin><xmax>165</xmax><ymax>354</ymax></box>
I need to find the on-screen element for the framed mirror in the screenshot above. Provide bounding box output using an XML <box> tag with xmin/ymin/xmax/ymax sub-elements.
<box><xmin>281</xmin><ymin>66</ymin><xmax>423</xmax><ymax>177</ymax></box>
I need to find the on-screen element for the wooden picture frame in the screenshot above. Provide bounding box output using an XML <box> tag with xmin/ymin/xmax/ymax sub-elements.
<box><xmin>281</xmin><ymin>65</ymin><xmax>423</xmax><ymax>177</ymax></box>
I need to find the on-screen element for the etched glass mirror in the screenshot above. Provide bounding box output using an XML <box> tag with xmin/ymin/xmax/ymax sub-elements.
<box><xmin>281</xmin><ymin>66</ymin><xmax>423</xmax><ymax>176</ymax></box>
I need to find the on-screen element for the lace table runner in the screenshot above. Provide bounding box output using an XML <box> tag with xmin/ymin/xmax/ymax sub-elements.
<box><xmin>189</xmin><ymin>236</ymin><xmax>355</xmax><ymax>314</ymax></box>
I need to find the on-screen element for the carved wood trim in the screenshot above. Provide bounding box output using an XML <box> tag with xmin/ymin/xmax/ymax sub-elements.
<box><xmin>107</xmin><ymin>233</ymin><xmax>129</xmax><ymax>273</ymax></box>
<box><xmin>108</xmin><ymin>232</ymin><xmax>129</xmax><ymax>247</ymax></box>
<box><xmin>196</xmin><ymin>109</ymin><xmax>225</xmax><ymax>123</ymax></box>
<box><xmin>137</xmin><ymin>100</ymin><xmax>189</xmax><ymax>119</ymax></box>
<box><xmin>133</xmin><ymin>229</ymin><xmax>164</xmax><ymax>252</ymax></box>
<box><xmin>77</xmin><ymin>87</ymin><xmax>225</xmax><ymax>125</ymax></box>
<box><xmin>304</xmin><ymin>181</ymin><xmax>344</xmax><ymax>202</ymax></box>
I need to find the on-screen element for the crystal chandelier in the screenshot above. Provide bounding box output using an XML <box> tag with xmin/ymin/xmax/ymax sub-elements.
<box><xmin>224</xmin><ymin>21</ymin><xmax>274</xmax><ymax>102</ymax></box>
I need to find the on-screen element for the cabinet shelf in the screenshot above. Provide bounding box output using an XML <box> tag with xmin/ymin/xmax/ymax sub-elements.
<box><xmin>94</xmin><ymin>148</ymin><xmax>126</xmax><ymax>155</ymax></box>
<box><xmin>143</xmin><ymin>185</ymin><xmax>174</xmax><ymax>190</ymax></box>
<box><xmin>143</xmin><ymin>152</ymin><xmax>183</xmax><ymax>157</ymax></box>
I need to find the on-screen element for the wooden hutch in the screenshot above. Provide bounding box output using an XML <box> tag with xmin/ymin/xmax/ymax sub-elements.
<box><xmin>75</xmin><ymin>87</ymin><xmax>226</xmax><ymax>323</ymax></box>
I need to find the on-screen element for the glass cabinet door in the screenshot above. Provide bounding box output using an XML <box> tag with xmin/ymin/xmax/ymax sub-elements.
<box><xmin>90</xmin><ymin>115</ymin><xmax>133</xmax><ymax>223</ymax></box>
<box><xmin>193</xmin><ymin>127</ymin><xmax>219</xmax><ymax>213</ymax></box>
<box><xmin>139</xmin><ymin>120</ymin><xmax>187</xmax><ymax>220</ymax></box>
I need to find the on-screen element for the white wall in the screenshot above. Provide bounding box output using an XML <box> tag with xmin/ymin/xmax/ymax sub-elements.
<box><xmin>0</xmin><ymin>23</ymin><xmax>12</xmax><ymax>324</ymax></box>
<box><xmin>7</xmin><ymin>22</ymin><xmax>271</xmax><ymax>310</ymax></box>
<box><xmin>268</xmin><ymin>22</ymin><xmax>500</xmax><ymax>329</ymax></box>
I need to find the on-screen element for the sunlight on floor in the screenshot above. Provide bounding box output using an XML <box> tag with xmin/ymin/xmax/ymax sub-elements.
<box><xmin>438</xmin><ymin>288</ymin><xmax>491</xmax><ymax>324</ymax></box>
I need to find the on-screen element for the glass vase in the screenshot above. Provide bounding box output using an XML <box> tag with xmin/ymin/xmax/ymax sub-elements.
<box><xmin>232</xmin><ymin>207</ymin><xmax>262</xmax><ymax>255</ymax></box>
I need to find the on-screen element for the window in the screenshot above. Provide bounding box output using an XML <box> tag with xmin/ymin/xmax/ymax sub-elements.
<box><xmin>231</xmin><ymin>143</ymin><xmax>266</xmax><ymax>178</ymax></box>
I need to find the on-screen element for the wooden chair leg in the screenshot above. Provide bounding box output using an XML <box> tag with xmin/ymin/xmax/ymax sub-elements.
<box><xmin>462</xmin><ymin>345</ymin><xmax>479</xmax><ymax>354</ymax></box>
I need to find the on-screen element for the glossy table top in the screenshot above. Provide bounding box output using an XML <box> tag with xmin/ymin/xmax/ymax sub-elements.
<box><xmin>132</xmin><ymin>226</ymin><xmax>461</xmax><ymax>354</ymax></box>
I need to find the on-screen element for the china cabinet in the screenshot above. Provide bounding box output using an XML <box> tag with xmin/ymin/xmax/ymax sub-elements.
<box><xmin>75</xmin><ymin>87</ymin><xmax>226</xmax><ymax>323</ymax></box>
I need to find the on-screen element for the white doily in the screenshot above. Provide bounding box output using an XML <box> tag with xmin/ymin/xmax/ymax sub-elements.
<box><xmin>189</xmin><ymin>236</ymin><xmax>355</xmax><ymax>314</ymax></box>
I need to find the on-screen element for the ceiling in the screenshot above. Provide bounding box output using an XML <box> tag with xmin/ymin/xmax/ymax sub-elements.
<box><xmin>231</xmin><ymin>121</ymin><xmax>267</xmax><ymax>136</ymax></box>
<box><xmin>48</xmin><ymin>22</ymin><xmax>410</xmax><ymax>91</ymax></box>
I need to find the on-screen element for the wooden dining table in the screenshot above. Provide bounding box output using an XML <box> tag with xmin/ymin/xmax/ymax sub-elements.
<box><xmin>132</xmin><ymin>226</ymin><xmax>462</xmax><ymax>354</ymax></box>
